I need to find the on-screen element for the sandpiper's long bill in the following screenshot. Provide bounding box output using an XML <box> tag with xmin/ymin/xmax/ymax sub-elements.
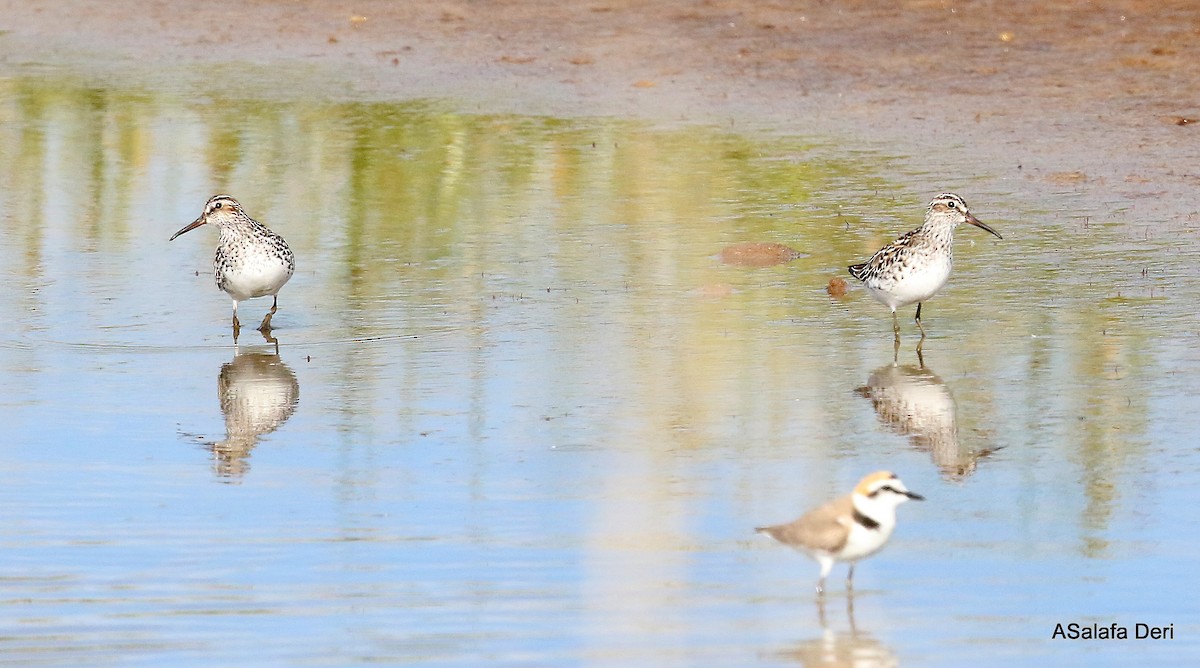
<box><xmin>169</xmin><ymin>215</ymin><xmax>206</xmax><ymax>241</ymax></box>
<box><xmin>848</xmin><ymin>193</ymin><xmax>1000</xmax><ymax>351</ymax></box>
<box><xmin>171</xmin><ymin>195</ymin><xmax>295</xmax><ymax>338</ymax></box>
<box><xmin>756</xmin><ymin>471</ymin><xmax>923</xmax><ymax>595</ymax></box>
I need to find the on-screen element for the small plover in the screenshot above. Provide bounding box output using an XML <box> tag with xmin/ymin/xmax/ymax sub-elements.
<box><xmin>756</xmin><ymin>471</ymin><xmax>923</xmax><ymax>595</ymax></box>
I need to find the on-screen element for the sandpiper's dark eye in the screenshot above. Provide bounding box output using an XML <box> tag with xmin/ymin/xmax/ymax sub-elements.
<box><xmin>214</xmin><ymin>202</ymin><xmax>223</xmax><ymax>209</ymax></box>
<box><xmin>946</xmin><ymin>201</ymin><xmax>956</xmax><ymax>208</ymax></box>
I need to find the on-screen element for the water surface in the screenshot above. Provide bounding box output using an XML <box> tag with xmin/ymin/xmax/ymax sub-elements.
<box><xmin>0</xmin><ymin>72</ymin><xmax>1197</xmax><ymax>665</ymax></box>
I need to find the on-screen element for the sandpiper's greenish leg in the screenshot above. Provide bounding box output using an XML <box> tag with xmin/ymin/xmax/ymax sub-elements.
<box><xmin>915</xmin><ymin>302</ymin><xmax>927</xmax><ymax>353</ymax></box>
<box><xmin>258</xmin><ymin>296</ymin><xmax>279</xmax><ymax>333</ymax></box>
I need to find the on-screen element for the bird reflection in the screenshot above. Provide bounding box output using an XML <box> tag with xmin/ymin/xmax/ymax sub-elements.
<box><xmin>772</xmin><ymin>597</ymin><xmax>898</xmax><ymax>667</ymax></box>
<box><xmin>210</xmin><ymin>339</ymin><xmax>299</xmax><ymax>478</ymax></box>
<box><xmin>856</xmin><ymin>356</ymin><xmax>996</xmax><ymax>480</ymax></box>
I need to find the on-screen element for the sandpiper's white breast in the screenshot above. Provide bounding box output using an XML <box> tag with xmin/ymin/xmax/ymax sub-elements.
<box><xmin>216</xmin><ymin>243</ymin><xmax>294</xmax><ymax>302</ymax></box>
<box><xmin>866</xmin><ymin>252</ymin><xmax>952</xmax><ymax>311</ymax></box>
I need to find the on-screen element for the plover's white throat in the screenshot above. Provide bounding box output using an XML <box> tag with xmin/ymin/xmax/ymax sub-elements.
<box><xmin>848</xmin><ymin>193</ymin><xmax>1001</xmax><ymax>350</ymax></box>
<box><xmin>171</xmin><ymin>195</ymin><xmax>295</xmax><ymax>338</ymax></box>
<box><xmin>756</xmin><ymin>471</ymin><xmax>923</xmax><ymax>595</ymax></box>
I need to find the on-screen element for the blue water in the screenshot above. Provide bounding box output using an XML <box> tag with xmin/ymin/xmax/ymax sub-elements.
<box><xmin>0</xmin><ymin>74</ymin><xmax>1196</xmax><ymax>665</ymax></box>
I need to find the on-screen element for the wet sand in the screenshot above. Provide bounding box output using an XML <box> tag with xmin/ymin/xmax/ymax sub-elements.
<box><xmin>2</xmin><ymin>0</ymin><xmax>1197</xmax><ymax>228</ymax></box>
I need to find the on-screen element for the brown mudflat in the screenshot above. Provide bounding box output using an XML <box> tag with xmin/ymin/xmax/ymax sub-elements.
<box><xmin>0</xmin><ymin>1</ymin><xmax>1195</xmax><ymax>233</ymax></box>
<box><xmin>718</xmin><ymin>242</ymin><xmax>804</xmax><ymax>268</ymax></box>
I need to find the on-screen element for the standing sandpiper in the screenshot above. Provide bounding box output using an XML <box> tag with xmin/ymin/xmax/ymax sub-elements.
<box><xmin>848</xmin><ymin>193</ymin><xmax>1001</xmax><ymax>350</ymax></box>
<box><xmin>171</xmin><ymin>195</ymin><xmax>295</xmax><ymax>337</ymax></box>
<box><xmin>756</xmin><ymin>471</ymin><xmax>923</xmax><ymax>596</ymax></box>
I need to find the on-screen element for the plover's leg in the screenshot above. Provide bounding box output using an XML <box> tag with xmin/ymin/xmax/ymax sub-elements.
<box><xmin>891</xmin><ymin>311</ymin><xmax>901</xmax><ymax>339</ymax></box>
<box><xmin>846</xmin><ymin>564</ymin><xmax>856</xmax><ymax>591</ymax></box>
<box><xmin>232</xmin><ymin>300</ymin><xmax>241</xmax><ymax>340</ymax></box>
<box><xmin>816</xmin><ymin>555</ymin><xmax>834</xmax><ymax>597</ymax></box>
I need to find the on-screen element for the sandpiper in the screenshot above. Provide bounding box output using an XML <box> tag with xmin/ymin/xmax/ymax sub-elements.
<box><xmin>170</xmin><ymin>195</ymin><xmax>295</xmax><ymax>337</ymax></box>
<box><xmin>848</xmin><ymin>193</ymin><xmax>1001</xmax><ymax>349</ymax></box>
<box><xmin>756</xmin><ymin>471</ymin><xmax>923</xmax><ymax>595</ymax></box>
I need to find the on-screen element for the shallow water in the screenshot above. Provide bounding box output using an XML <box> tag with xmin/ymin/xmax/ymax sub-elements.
<box><xmin>0</xmin><ymin>72</ymin><xmax>1197</xmax><ymax>665</ymax></box>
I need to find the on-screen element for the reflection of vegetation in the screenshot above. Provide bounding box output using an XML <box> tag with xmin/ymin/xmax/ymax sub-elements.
<box><xmin>0</xmin><ymin>75</ymin><xmax>1168</xmax><ymax>549</ymax></box>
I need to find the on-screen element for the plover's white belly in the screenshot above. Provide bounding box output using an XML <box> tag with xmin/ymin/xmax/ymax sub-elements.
<box><xmin>838</xmin><ymin>521</ymin><xmax>895</xmax><ymax>561</ymax></box>
<box><xmin>867</xmin><ymin>254</ymin><xmax>952</xmax><ymax>311</ymax></box>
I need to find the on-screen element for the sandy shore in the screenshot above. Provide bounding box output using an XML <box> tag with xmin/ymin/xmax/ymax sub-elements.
<box><xmin>1</xmin><ymin>0</ymin><xmax>1198</xmax><ymax>228</ymax></box>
